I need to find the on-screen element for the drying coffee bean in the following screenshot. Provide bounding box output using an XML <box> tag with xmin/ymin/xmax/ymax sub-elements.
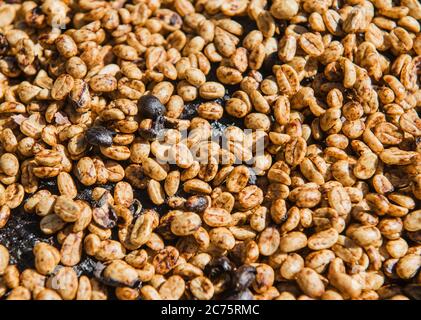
<box><xmin>2</xmin><ymin>0</ymin><xmax>421</xmax><ymax>301</ymax></box>
<box><xmin>184</xmin><ymin>195</ymin><xmax>209</xmax><ymax>213</ymax></box>
<box><xmin>230</xmin><ymin>265</ymin><xmax>256</xmax><ymax>292</ymax></box>
<box><xmin>92</xmin><ymin>206</ymin><xmax>117</xmax><ymax>228</ymax></box>
<box><xmin>138</xmin><ymin>117</ymin><xmax>165</xmax><ymax>141</ymax></box>
<box><xmin>85</xmin><ymin>126</ymin><xmax>116</xmax><ymax>147</ymax></box>
<box><xmin>93</xmin><ymin>262</ymin><xmax>140</xmax><ymax>288</ymax></box>
<box><xmin>92</xmin><ymin>206</ymin><xmax>117</xmax><ymax>229</ymax></box>
<box><xmin>92</xmin><ymin>192</ymin><xmax>117</xmax><ymax>229</ymax></box>
<box><xmin>204</xmin><ymin>256</ymin><xmax>234</xmax><ymax>279</ymax></box>
<box><xmin>138</xmin><ymin>94</ymin><xmax>165</xmax><ymax>120</ymax></box>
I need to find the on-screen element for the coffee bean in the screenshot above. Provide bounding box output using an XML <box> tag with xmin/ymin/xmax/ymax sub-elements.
<box><xmin>204</xmin><ymin>256</ymin><xmax>234</xmax><ymax>279</ymax></box>
<box><xmin>92</xmin><ymin>192</ymin><xmax>117</xmax><ymax>229</ymax></box>
<box><xmin>184</xmin><ymin>195</ymin><xmax>209</xmax><ymax>213</ymax></box>
<box><xmin>85</xmin><ymin>126</ymin><xmax>116</xmax><ymax>147</ymax></box>
<box><xmin>138</xmin><ymin>116</ymin><xmax>165</xmax><ymax>141</ymax></box>
<box><xmin>138</xmin><ymin>94</ymin><xmax>166</xmax><ymax>120</ymax></box>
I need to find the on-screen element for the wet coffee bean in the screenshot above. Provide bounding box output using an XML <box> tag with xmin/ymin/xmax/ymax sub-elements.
<box><xmin>85</xmin><ymin>126</ymin><xmax>116</xmax><ymax>147</ymax></box>
<box><xmin>138</xmin><ymin>94</ymin><xmax>166</xmax><ymax>120</ymax></box>
<box><xmin>204</xmin><ymin>256</ymin><xmax>234</xmax><ymax>279</ymax></box>
<box><xmin>184</xmin><ymin>195</ymin><xmax>209</xmax><ymax>213</ymax></box>
<box><xmin>230</xmin><ymin>265</ymin><xmax>256</xmax><ymax>292</ymax></box>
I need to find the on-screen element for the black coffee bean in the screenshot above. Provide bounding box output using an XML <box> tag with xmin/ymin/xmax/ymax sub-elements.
<box><xmin>225</xmin><ymin>289</ymin><xmax>254</xmax><ymax>300</ymax></box>
<box><xmin>184</xmin><ymin>195</ymin><xmax>209</xmax><ymax>213</ymax></box>
<box><xmin>230</xmin><ymin>265</ymin><xmax>256</xmax><ymax>292</ymax></box>
<box><xmin>204</xmin><ymin>256</ymin><xmax>234</xmax><ymax>279</ymax></box>
<box><xmin>138</xmin><ymin>94</ymin><xmax>165</xmax><ymax>120</ymax></box>
<box><xmin>85</xmin><ymin>126</ymin><xmax>116</xmax><ymax>147</ymax></box>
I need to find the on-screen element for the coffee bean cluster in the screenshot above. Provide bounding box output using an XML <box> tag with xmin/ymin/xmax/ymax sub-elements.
<box><xmin>0</xmin><ymin>0</ymin><xmax>420</xmax><ymax>300</ymax></box>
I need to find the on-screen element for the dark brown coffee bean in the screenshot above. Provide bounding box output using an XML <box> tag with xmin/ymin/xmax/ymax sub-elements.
<box><xmin>86</xmin><ymin>126</ymin><xmax>116</xmax><ymax>147</ymax></box>
<box><xmin>204</xmin><ymin>256</ymin><xmax>234</xmax><ymax>279</ymax></box>
<box><xmin>138</xmin><ymin>94</ymin><xmax>166</xmax><ymax>120</ymax></box>
<box><xmin>184</xmin><ymin>195</ymin><xmax>209</xmax><ymax>213</ymax></box>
